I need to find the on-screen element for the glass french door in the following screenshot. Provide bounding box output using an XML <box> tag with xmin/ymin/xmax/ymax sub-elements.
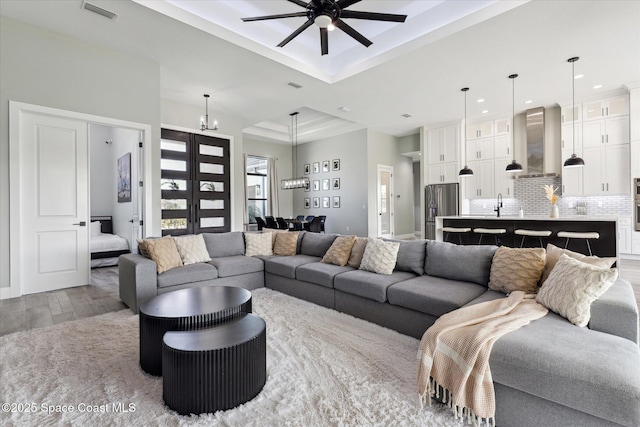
<box><xmin>160</xmin><ymin>128</ymin><xmax>230</xmax><ymax>235</ymax></box>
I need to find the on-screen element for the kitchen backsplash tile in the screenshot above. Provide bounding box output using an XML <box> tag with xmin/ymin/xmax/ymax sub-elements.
<box><xmin>468</xmin><ymin>175</ymin><xmax>632</xmax><ymax>217</ymax></box>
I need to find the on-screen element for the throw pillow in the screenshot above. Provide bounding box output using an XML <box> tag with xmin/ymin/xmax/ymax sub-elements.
<box><xmin>540</xmin><ymin>243</ymin><xmax>616</xmax><ymax>285</ymax></box>
<box><xmin>263</xmin><ymin>228</ymin><xmax>288</xmax><ymax>247</ymax></box>
<box><xmin>348</xmin><ymin>237</ymin><xmax>368</xmax><ymax>268</ymax></box>
<box><xmin>322</xmin><ymin>235</ymin><xmax>357</xmax><ymax>266</ymax></box>
<box><xmin>359</xmin><ymin>238</ymin><xmax>400</xmax><ymax>275</ymax></box>
<box><xmin>425</xmin><ymin>241</ymin><xmax>497</xmax><ymax>286</ymax></box>
<box><xmin>273</xmin><ymin>232</ymin><xmax>299</xmax><ymax>256</ymax></box>
<box><xmin>142</xmin><ymin>236</ymin><xmax>183</xmax><ymax>274</ymax></box>
<box><xmin>488</xmin><ymin>247</ymin><xmax>546</xmax><ymax>294</ymax></box>
<box><xmin>245</xmin><ymin>232</ymin><xmax>273</xmax><ymax>257</ymax></box>
<box><xmin>536</xmin><ymin>254</ymin><xmax>618</xmax><ymax>327</ymax></box>
<box><xmin>172</xmin><ymin>234</ymin><xmax>211</xmax><ymax>265</ymax></box>
<box><xmin>90</xmin><ymin>221</ymin><xmax>102</xmax><ymax>238</ymax></box>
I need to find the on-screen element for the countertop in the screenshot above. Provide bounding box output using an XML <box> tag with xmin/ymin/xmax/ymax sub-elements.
<box><xmin>437</xmin><ymin>215</ymin><xmax>619</xmax><ymax>222</ymax></box>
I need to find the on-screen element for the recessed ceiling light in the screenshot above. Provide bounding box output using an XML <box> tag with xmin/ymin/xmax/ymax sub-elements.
<box><xmin>402</xmin><ymin>113</ymin><xmax>413</xmax><ymax>118</ymax></box>
<box><xmin>287</xmin><ymin>82</ymin><xmax>303</xmax><ymax>89</ymax></box>
<box><xmin>525</xmin><ymin>100</ymin><xmax>533</xmax><ymax>104</ymax></box>
<box><xmin>477</xmin><ymin>98</ymin><xmax>485</xmax><ymax>103</ymax></box>
<box><xmin>574</xmin><ymin>74</ymin><xmax>584</xmax><ymax>79</ymax></box>
<box><xmin>338</xmin><ymin>106</ymin><xmax>351</xmax><ymax>112</ymax></box>
<box><xmin>482</xmin><ymin>110</ymin><xmax>488</xmax><ymax>114</ymax></box>
<box><xmin>593</xmin><ymin>84</ymin><xmax>603</xmax><ymax>89</ymax></box>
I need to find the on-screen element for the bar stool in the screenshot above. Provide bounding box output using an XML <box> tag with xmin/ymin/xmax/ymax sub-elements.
<box><xmin>514</xmin><ymin>229</ymin><xmax>552</xmax><ymax>248</ymax></box>
<box><xmin>442</xmin><ymin>227</ymin><xmax>471</xmax><ymax>244</ymax></box>
<box><xmin>473</xmin><ymin>228</ymin><xmax>507</xmax><ymax>245</ymax></box>
<box><xmin>557</xmin><ymin>231</ymin><xmax>600</xmax><ymax>256</ymax></box>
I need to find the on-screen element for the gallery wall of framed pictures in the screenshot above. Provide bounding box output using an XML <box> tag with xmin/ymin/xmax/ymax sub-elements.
<box><xmin>303</xmin><ymin>158</ymin><xmax>340</xmax><ymax>209</ymax></box>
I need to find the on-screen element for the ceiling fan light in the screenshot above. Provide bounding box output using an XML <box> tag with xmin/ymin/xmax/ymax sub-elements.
<box><xmin>505</xmin><ymin>160</ymin><xmax>523</xmax><ymax>172</ymax></box>
<box><xmin>459</xmin><ymin>165</ymin><xmax>474</xmax><ymax>177</ymax></box>
<box><xmin>563</xmin><ymin>153</ymin><xmax>585</xmax><ymax>168</ymax></box>
<box><xmin>314</xmin><ymin>14</ymin><xmax>332</xmax><ymax>28</ymax></box>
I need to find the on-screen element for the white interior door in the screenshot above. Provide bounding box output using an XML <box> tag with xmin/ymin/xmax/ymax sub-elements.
<box><xmin>18</xmin><ymin>110</ymin><xmax>89</xmax><ymax>294</ymax></box>
<box><xmin>377</xmin><ymin>165</ymin><xmax>394</xmax><ymax>238</ymax></box>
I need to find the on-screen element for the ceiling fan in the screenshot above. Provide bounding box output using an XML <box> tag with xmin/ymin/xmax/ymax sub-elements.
<box><xmin>242</xmin><ymin>0</ymin><xmax>407</xmax><ymax>55</ymax></box>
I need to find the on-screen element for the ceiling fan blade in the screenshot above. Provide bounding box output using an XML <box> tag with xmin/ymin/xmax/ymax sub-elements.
<box><xmin>336</xmin><ymin>0</ymin><xmax>361</xmax><ymax>8</ymax></box>
<box><xmin>242</xmin><ymin>12</ymin><xmax>308</xmax><ymax>22</ymax></box>
<box><xmin>287</xmin><ymin>0</ymin><xmax>310</xmax><ymax>8</ymax></box>
<box><xmin>334</xmin><ymin>19</ymin><xmax>372</xmax><ymax>47</ymax></box>
<box><xmin>340</xmin><ymin>10</ymin><xmax>407</xmax><ymax>23</ymax></box>
<box><xmin>277</xmin><ymin>19</ymin><xmax>314</xmax><ymax>47</ymax></box>
<box><xmin>320</xmin><ymin>27</ymin><xmax>328</xmax><ymax>55</ymax></box>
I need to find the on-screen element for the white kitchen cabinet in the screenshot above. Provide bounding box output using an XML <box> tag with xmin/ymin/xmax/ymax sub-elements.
<box><xmin>494</xmin><ymin>118</ymin><xmax>511</xmax><ymax>135</ymax></box>
<box><xmin>583</xmin><ymin>95</ymin><xmax>629</xmax><ymax>121</ymax></box>
<box><xmin>561</xmin><ymin>105</ymin><xmax>581</xmax><ymax>124</ymax></box>
<box><xmin>465</xmin><ymin>159</ymin><xmax>494</xmax><ymax>198</ymax></box>
<box><xmin>561</xmin><ymin>124</ymin><xmax>582</xmax><ymax>151</ymax></box>
<box><xmin>494</xmin><ymin>135</ymin><xmax>511</xmax><ymax>159</ymax></box>
<box><xmin>561</xmin><ymin>149</ymin><xmax>583</xmax><ymax>196</ymax></box>
<box><xmin>427</xmin><ymin>125</ymin><xmax>458</xmax><ymax>164</ymax></box>
<box><xmin>583</xmin><ymin>144</ymin><xmax>630</xmax><ymax>195</ymax></box>
<box><xmin>632</xmin><ymin>233</ymin><xmax>640</xmax><ymax>255</ymax></box>
<box><xmin>494</xmin><ymin>161</ymin><xmax>514</xmax><ymax>197</ymax></box>
<box><xmin>583</xmin><ymin>116</ymin><xmax>629</xmax><ymax>148</ymax></box>
<box><xmin>466</xmin><ymin>137</ymin><xmax>494</xmax><ymax>161</ymax></box>
<box><xmin>427</xmin><ymin>162</ymin><xmax>458</xmax><ymax>184</ymax></box>
<box><xmin>466</xmin><ymin>121</ymin><xmax>493</xmax><ymax>140</ymax></box>
<box><xmin>618</xmin><ymin>217</ymin><xmax>632</xmax><ymax>254</ymax></box>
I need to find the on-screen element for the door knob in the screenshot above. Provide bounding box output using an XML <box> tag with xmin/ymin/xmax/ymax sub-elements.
<box><xmin>73</xmin><ymin>221</ymin><xmax>86</xmax><ymax>226</ymax></box>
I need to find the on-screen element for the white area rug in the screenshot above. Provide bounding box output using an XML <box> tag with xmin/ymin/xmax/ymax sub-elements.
<box><xmin>0</xmin><ymin>288</ymin><xmax>462</xmax><ymax>426</ymax></box>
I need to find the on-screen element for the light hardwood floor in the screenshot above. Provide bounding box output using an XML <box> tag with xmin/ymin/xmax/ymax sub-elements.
<box><xmin>1</xmin><ymin>261</ymin><xmax>640</xmax><ymax>337</ymax></box>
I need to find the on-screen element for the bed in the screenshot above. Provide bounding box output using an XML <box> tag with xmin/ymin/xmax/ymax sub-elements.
<box><xmin>90</xmin><ymin>216</ymin><xmax>130</xmax><ymax>268</ymax></box>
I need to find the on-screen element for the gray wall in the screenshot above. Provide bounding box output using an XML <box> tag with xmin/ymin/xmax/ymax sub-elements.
<box><xmin>243</xmin><ymin>138</ymin><xmax>293</xmax><ymax>220</ymax></box>
<box><xmin>295</xmin><ymin>130</ymin><xmax>369</xmax><ymax>236</ymax></box>
<box><xmin>0</xmin><ymin>16</ymin><xmax>161</xmax><ymax>290</ymax></box>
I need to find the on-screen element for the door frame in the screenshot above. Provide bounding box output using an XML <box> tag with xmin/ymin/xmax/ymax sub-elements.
<box><xmin>7</xmin><ymin>101</ymin><xmax>152</xmax><ymax>299</ymax></box>
<box><xmin>377</xmin><ymin>164</ymin><xmax>394</xmax><ymax>238</ymax></box>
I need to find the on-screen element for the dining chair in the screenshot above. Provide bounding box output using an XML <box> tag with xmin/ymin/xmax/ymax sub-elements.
<box><xmin>265</xmin><ymin>216</ymin><xmax>278</xmax><ymax>229</ymax></box>
<box><xmin>255</xmin><ymin>217</ymin><xmax>266</xmax><ymax>231</ymax></box>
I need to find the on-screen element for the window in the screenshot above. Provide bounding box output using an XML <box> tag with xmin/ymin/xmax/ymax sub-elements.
<box><xmin>246</xmin><ymin>156</ymin><xmax>269</xmax><ymax>225</ymax></box>
<box><xmin>161</xmin><ymin>128</ymin><xmax>230</xmax><ymax>235</ymax></box>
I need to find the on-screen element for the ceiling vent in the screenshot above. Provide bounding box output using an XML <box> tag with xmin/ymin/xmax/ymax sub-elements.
<box><xmin>287</xmin><ymin>82</ymin><xmax>303</xmax><ymax>89</ymax></box>
<box><xmin>81</xmin><ymin>1</ymin><xmax>118</xmax><ymax>20</ymax></box>
<box><xmin>401</xmin><ymin>113</ymin><xmax>413</xmax><ymax>118</ymax></box>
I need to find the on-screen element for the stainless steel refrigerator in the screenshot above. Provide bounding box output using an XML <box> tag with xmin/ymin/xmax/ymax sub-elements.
<box><xmin>425</xmin><ymin>183</ymin><xmax>459</xmax><ymax>240</ymax></box>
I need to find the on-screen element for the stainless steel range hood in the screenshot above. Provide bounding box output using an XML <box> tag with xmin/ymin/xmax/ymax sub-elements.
<box><xmin>516</xmin><ymin>107</ymin><xmax>559</xmax><ymax>178</ymax></box>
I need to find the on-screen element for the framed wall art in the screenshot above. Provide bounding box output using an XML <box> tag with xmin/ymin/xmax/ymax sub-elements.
<box><xmin>117</xmin><ymin>152</ymin><xmax>131</xmax><ymax>203</ymax></box>
<box><xmin>322</xmin><ymin>179</ymin><xmax>330</xmax><ymax>191</ymax></box>
<box><xmin>332</xmin><ymin>178</ymin><xmax>340</xmax><ymax>190</ymax></box>
<box><xmin>304</xmin><ymin>163</ymin><xmax>310</xmax><ymax>175</ymax></box>
<box><xmin>304</xmin><ymin>198</ymin><xmax>310</xmax><ymax>209</ymax></box>
<box><xmin>313</xmin><ymin>197</ymin><xmax>320</xmax><ymax>208</ymax></box>
<box><xmin>332</xmin><ymin>196</ymin><xmax>340</xmax><ymax>208</ymax></box>
<box><xmin>313</xmin><ymin>180</ymin><xmax>320</xmax><ymax>191</ymax></box>
<box><xmin>304</xmin><ymin>180</ymin><xmax>310</xmax><ymax>192</ymax></box>
<box><xmin>332</xmin><ymin>159</ymin><xmax>340</xmax><ymax>171</ymax></box>
<box><xmin>322</xmin><ymin>160</ymin><xmax>330</xmax><ymax>172</ymax></box>
<box><xmin>322</xmin><ymin>197</ymin><xmax>330</xmax><ymax>208</ymax></box>
<box><xmin>313</xmin><ymin>162</ymin><xmax>320</xmax><ymax>174</ymax></box>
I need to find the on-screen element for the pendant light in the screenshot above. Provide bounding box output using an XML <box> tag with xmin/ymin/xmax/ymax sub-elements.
<box><xmin>458</xmin><ymin>87</ymin><xmax>474</xmax><ymax>177</ymax></box>
<box><xmin>281</xmin><ymin>112</ymin><xmax>310</xmax><ymax>190</ymax></box>
<box><xmin>200</xmin><ymin>94</ymin><xmax>219</xmax><ymax>131</ymax></box>
<box><xmin>563</xmin><ymin>57</ymin><xmax>585</xmax><ymax>168</ymax></box>
<box><xmin>505</xmin><ymin>74</ymin><xmax>523</xmax><ymax>172</ymax></box>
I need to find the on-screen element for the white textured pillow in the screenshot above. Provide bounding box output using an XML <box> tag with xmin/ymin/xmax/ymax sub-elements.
<box><xmin>173</xmin><ymin>234</ymin><xmax>211</xmax><ymax>265</ymax></box>
<box><xmin>90</xmin><ymin>221</ymin><xmax>102</xmax><ymax>238</ymax></box>
<box><xmin>359</xmin><ymin>238</ymin><xmax>400</xmax><ymax>275</ymax></box>
<box><xmin>536</xmin><ymin>254</ymin><xmax>618</xmax><ymax>327</ymax></box>
<box><xmin>245</xmin><ymin>232</ymin><xmax>273</xmax><ymax>257</ymax></box>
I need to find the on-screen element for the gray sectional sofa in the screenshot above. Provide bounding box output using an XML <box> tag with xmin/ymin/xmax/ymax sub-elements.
<box><xmin>119</xmin><ymin>230</ymin><xmax>640</xmax><ymax>427</ymax></box>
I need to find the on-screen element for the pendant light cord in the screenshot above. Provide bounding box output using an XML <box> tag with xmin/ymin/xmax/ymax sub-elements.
<box><xmin>572</xmin><ymin>59</ymin><xmax>576</xmax><ymax>153</ymax></box>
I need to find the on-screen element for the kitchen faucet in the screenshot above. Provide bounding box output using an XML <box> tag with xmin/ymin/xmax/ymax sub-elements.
<box><xmin>495</xmin><ymin>193</ymin><xmax>503</xmax><ymax>217</ymax></box>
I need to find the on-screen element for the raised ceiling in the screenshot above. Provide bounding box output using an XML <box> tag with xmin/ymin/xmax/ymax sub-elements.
<box><xmin>1</xmin><ymin>0</ymin><xmax>639</xmax><ymax>144</ymax></box>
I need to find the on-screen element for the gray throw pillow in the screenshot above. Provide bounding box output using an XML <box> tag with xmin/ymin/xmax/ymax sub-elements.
<box><xmin>383</xmin><ymin>238</ymin><xmax>426</xmax><ymax>275</ymax></box>
<box><xmin>425</xmin><ymin>240</ymin><xmax>497</xmax><ymax>286</ymax></box>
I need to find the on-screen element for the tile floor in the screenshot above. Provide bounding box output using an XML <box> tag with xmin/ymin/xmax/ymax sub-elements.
<box><xmin>1</xmin><ymin>261</ymin><xmax>640</xmax><ymax>337</ymax></box>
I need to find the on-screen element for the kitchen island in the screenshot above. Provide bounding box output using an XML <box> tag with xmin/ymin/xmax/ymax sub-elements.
<box><xmin>435</xmin><ymin>215</ymin><xmax>619</xmax><ymax>258</ymax></box>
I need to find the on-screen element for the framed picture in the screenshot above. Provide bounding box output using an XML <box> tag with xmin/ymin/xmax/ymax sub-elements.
<box><xmin>332</xmin><ymin>196</ymin><xmax>340</xmax><ymax>208</ymax></box>
<box><xmin>117</xmin><ymin>152</ymin><xmax>131</xmax><ymax>203</ymax></box>
<box><xmin>313</xmin><ymin>162</ymin><xmax>320</xmax><ymax>174</ymax></box>
<box><xmin>332</xmin><ymin>159</ymin><xmax>340</xmax><ymax>171</ymax></box>
<box><xmin>313</xmin><ymin>197</ymin><xmax>320</xmax><ymax>208</ymax></box>
<box><xmin>322</xmin><ymin>179</ymin><xmax>330</xmax><ymax>191</ymax></box>
<box><xmin>322</xmin><ymin>160</ymin><xmax>330</xmax><ymax>172</ymax></box>
<box><xmin>304</xmin><ymin>163</ymin><xmax>310</xmax><ymax>175</ymax></box>
<box><xmin>313</xmin><ymin>180</ymin><xmax>320</xmax><ymax>191</ymax></box>
<box><xmin>304</xmin><ymin>180</ymin><xmax>310</xmax><ymax>192</ymax></box>
<box><xmin>304</xmin><ymin>198</ymin><xmax>310</xmax><ymax>209</ymax></box>
<box><xmin>322</xmin><ymin>197</ymin><xmax>330</xmax><ymax>208</ymax></box>
<box><xmin>332</xmin><ymin>178</ymin><xmax>340</xmax><ymax>190</ymax></box>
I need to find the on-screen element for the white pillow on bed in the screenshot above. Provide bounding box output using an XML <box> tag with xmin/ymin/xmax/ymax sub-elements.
<box><xmin>90</xmin><ymin>221</ymin><xmax>102</xmax><ymax>238</ymax></box>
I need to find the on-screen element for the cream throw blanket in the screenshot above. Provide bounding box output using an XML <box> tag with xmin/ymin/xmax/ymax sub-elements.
<box><xmin>417</xmin><ymin>291</ymin><xmax>548</xmax><ymax>426</ymax></box>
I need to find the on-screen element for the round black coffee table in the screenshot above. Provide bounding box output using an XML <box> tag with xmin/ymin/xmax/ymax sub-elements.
<box><xmin>162</xmin><ymin>313</ymin><xmax>267</xmax><ymax>415</ymax></box>
<box><xmin>139</xmin><ymin>286</ymin><xmax>252</xmax><ymax>376</ymax></box>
